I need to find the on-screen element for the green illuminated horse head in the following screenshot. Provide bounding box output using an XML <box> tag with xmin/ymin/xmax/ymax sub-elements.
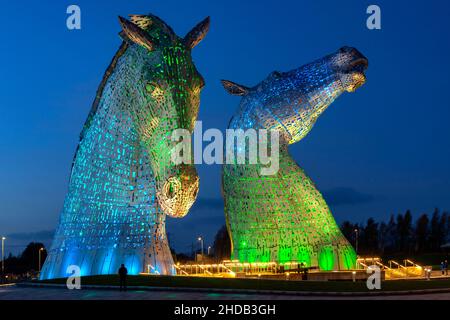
<box><xmin>40</xmin><ymin>14</ymin><xmax>209</xmax><ymax>279</ymax></box>
<box><xmin>220</xmin><ymin>47</ymin><xmax>368</xmax><ymax>270</ymax></box>
<box><xmin>116</xmin><ymin>14</ymin><xmax>209</xmax><ymax>217</ymax></box>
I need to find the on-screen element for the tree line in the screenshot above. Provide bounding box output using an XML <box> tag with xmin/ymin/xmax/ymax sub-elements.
<box><xmin>341</xmin><ymin>209</ymin><xmax>450</xmax><ymax>256</ymax></box>
<box><xmin>2</xmin><ymin>242</ymin><xmax>47</xmax><ymax>276</ymax></box>
<box><xmin>212</xmin><ymin>209</ymin><xmax>450</xmax><ymax>261</ymax></box>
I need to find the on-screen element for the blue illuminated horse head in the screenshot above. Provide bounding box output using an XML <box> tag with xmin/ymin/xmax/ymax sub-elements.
<box><xmin>40</xmin><ymin>14</ymin><xmax>209</xmax><ymax>279</ymax></box>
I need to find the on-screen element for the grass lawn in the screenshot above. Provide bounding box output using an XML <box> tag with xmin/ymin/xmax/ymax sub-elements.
<box><xmin>36</xmin><ymin>275</ymin><xmax>450</xmax><ymax>293</ymax></box>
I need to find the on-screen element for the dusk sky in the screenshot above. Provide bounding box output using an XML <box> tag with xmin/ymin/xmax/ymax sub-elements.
<box><xmin>1</xmin><ymin>0</ymin><xmax>450</xmax><ymax>254</ymax></box>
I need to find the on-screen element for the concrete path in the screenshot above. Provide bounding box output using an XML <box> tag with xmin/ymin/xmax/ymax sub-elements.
<box><xmin>1</xmin><ymin>285</ymin><xmax>450</xmax><ymax>300</ymax></box>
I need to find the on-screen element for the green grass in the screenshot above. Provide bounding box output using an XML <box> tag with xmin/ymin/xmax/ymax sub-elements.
<box><xmin>36</xmin><ymin>275</ymin><xmax>450</xmax><ymax>293</ymax></box>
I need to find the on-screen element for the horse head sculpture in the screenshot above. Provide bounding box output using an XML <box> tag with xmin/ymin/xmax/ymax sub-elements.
<box><xmin>221</xmin><ymin>46</ymin><xmax>368</xmax><ymax>270</ymax></box>
<box><xmin>40</xmin><ymin>14</ymin><xmax>209</xmax><ymax>279</ymax></box>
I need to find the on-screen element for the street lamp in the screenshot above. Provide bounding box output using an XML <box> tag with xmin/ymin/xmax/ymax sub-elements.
<box><xmin>1</xmin><ymin>237</ymin><xmax>5</xmax><ymax>274</ymax></box>
<box><xmin>207</xmin><ymin>246</ymin><xmax>211</xmax><ymax>256</ymax></box>
<box><xmin>38</xmin><ymin>248</ymin><xmax>45</xmax><ymax>273</ymax></box>
<box><xmin>354</xmin><ymin>229</ymin><xmax>359</xmax><ymax>255</ymax></box>
<box><xmin>197</xmin><ymin>237</ymin><xmax>204</xmax><ymax>261</ymax></box>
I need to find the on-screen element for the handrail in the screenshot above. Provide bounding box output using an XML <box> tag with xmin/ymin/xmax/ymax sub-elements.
<box><xmin>147</xmin><ymin>264</ymin><xmax>160</xmax><ymax>275</ymax></box>
<box><xmin>174</xmin><ymin>262</ymin><xmax>236</xmax><ymax>276</ymax></box>
<box><xmin>375</xmin><ymin>261</ymin><xmax>389</xmax><ymax>270</ymax></box>
<box><xmin>356</xmin><ymin>261</ymin><xmax>369</xmax><ymax>269</ymax></box>
<box><xmin>404</xmin><ymin>259</ymin><xmax>423</xmax><ymax>269</ymax></box>
<box><xmin>159</xmin><ymin>258</ymin><xmax>425</xmax><ymax>278</ymax></box>
<box><xmin>389</xmin><ymin>260</ymin><xmax>407</xmax><ymax>270</ymax></box>
<box><xmin>196</xmin><ymin>264</ymin><xmax>213</xmax><ymax>275</ymax></box>
<box><xmin>173</xmin><ymin>264</ymin><xmax>189</xmax><ymax>276</ymax></box>
<box><xmin>218</xmin><ymin>263</ymin><xmax>235</xmax><ymax>275</ymax></box>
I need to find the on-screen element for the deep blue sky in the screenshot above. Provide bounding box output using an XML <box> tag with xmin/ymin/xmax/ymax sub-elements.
<box><xmin>1</xmin><ymin>0</ymin><xmax>450</xmax><ymax>254</ymax></box>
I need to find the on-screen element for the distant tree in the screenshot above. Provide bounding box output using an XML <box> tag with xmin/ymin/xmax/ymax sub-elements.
<box><xmin>167</xmin><ymin>232</ymin><xmax>177</xmax><ymax>258</ymax></box>
<box><xmin>429</xmin><ymin>208</ymin><xmax>440</xmax><ymax>250</ymax></box>
<box><xmin>446</xmin><ymin>212</ymin><xmax>450</xmax><ymax>244</ymax></box>
<box><xmin>415</xmin><ymin>213</ymin><xmax>429</xmax><ymax>253</ymax></box>
<box><xmin>429</xmin><ymin>208</ymin><xmax>447</xmax><ymax>251</ymax></box>
<box><xmin>397</xmin><ymin>211</ymin><xmax>413</xmax><ymax>253</ymax></box>
<box><xmin>362</xmin><ymin>218</ymin><xmax>379</xmax><ymax>255</ymax></box>
<box><xmin>174</xmin><ymin>253</ymin><xmax>192</xmax><ymax>264</ymax></box>
<box><xmin>378</xmin><ymin>222</ymin><xmax>388</xmax><ymax>254</ymax></box>
<box><xmin>440</xmin><ymin>211</ymin><xmax>449</xmax><ymax>246</ymax></box>
<box><xmin>20</xmin><ymin>242</ymin><xmax>47</xmax><ymax>272</ymax></box>
<box><xmin>4</xmin><ymin>255</ymin><xmax>22</xmax><ymax>274</ymax></box>
<box><xmin>213</xmin><ymin>225</ymin><xmax>231</xmax><ymax>261</ymax></box>
<box><xmin>341</xmin><ymin>221</ymin><xmax>356</xmax><ymax>243</ymax></box>
<box><xmin>395</xmin><ymin>213</ymin><xmax>403</xmax><ymax>252</ymax></box>
<box><xmin>339</xmin><ymin>210</ymin><xmax>450</xmax><ymax>256</ymax></box>
<box><xmin>3</xmin><ymin>242</ymin><xmax>47</xmax><ymax>275</ymax></box>
<box><xmin>384</xmin><ymin>214</ymin><xmax>397</xmax><ymax>253</ymax></box>
<box><xmin>405</xmin><ymin>210</ymin><xmax>414</xmax><ymax>252</ymax></box>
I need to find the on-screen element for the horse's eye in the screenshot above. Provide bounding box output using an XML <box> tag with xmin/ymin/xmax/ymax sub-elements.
<box><xmin>145</xmin><ymin>82</ymin><xmax>157</xmax><ymax>92</ymax></box>
<box><xmin>146</xmin><ymin>82</ymin><xmax>164</xmax><ymax>98</ymax></box>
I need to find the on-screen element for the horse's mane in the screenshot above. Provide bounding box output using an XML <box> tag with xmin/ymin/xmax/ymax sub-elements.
<box><xmin>69</xmin><ymin>42</ymin><xmax>129</xmax><ymax>170</ymax></box>
<box><xmin>71</xmin><ymin>14</ymin><xmax>178</xmax><ymax>170</ymax></box>
<box><xmin>79</xmin><ymin>41</ymin><xmax>129</xmax><ymax>142</ymax></box>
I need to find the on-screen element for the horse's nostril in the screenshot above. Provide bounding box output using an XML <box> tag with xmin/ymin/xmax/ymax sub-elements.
<box><xmin>350</xmin><ymin>58</ymin><xmax>369</xmax><ymax>69</ymax></box>
<box><xmin>167</xmin><ymin>183</ymin><xmax>175</xmax><ymax>198</ymax></box>
<box><xmin>164</xmin><ymin>179</ymin><xmax>180</xmax><ymax>199</ymax></box>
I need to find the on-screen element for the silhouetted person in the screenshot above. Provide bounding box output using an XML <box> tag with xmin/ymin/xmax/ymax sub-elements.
<box><xmin>445</xmin><ymin>260</ymin><xmax>449</xmax><ymax>276</ymax></box>
<box><xmin>302</xmin><ymin>267</ymin><xmax>308</xmax><ymax>281</ymax></box>
<box><xmin>118</xmin><ymin>264</ymin><xmax>128</xmax><ymax>291</ymax></box>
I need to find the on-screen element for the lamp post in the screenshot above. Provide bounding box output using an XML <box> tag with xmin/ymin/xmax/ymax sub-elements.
<box><xmin>354</xmin><ymin>228</ymin><xmax>359</xmax><ymax>255</ymax></box>
<box><xmin>1</xmin><ymin>237</ymin><xmax>5</xmax><ymax>274</ymax></box>
<box><xmin>38</xmin><ymin>248</ymin><xmax>44</xmax><ymax>273</ymax></box>
<box><xmin>197</xmin><ymin>237</ymin><xmax>204</xmax><ymax>261</ymax></box>
<box><xmin>207</xmin><ymin>246</ymin><xmax>211</xmax><ymax>256</ymax></box>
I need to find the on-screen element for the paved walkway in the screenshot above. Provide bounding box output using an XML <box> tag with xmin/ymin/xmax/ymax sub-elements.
<box><xmin>1</xmin><ymin>285</ymin><xmax>450</xmax><ymax>300</ymax></box>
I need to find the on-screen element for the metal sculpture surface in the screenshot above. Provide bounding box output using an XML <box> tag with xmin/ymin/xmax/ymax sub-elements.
<box><xmin>221</xmin><ymin>47</ymin><xmax>368</xmax><ymax>270</ymax></box>
<box><xmin>40</xmin><ymin>14</ymin><xmax>209</xmax><ymax>279</ymax></box>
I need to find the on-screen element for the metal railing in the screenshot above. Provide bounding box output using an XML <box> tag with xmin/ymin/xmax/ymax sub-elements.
<box><xmin>172</xmin><ymin>260</ymin><xmax>313</xmax><ymax>277</ymax></box>
<box><xmin>356</xmin><ymin>257</ymin><xmax>424</xmax><ymax>279</ymax></box>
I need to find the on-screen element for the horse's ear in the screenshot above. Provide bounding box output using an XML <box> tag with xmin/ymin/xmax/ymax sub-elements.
<box><xmin>183</xmin><ymin>17</ymin><xmax>210</xmax><ymax>49</ymax></box>
<box><xmin>118</xmin><ymin>16</ymin><xmax>155</xmax><ymax>51</ymax></box>
<box><xmin>128</xmin><ymin>14</ymin><xmax>153</xmax><ymax>29</ymax></box>
<box><xmin>221</xmin><ymin>80</ymin><xmax>250</xmax><ymax>96</ymax></box>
